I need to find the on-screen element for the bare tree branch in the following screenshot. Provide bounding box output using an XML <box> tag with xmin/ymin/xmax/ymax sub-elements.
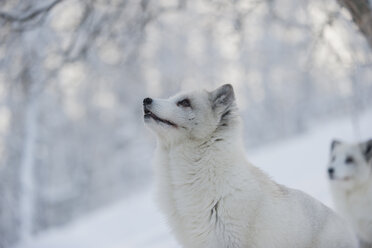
<box><xmin>338</xmin><ymin>0</ymin><xmax>372</xmax><ymax>50</ymax></box>
<box><xmin>0</xmin><ymin>0</ymin><xmax>64</xmax><ymax>23</ymax></box>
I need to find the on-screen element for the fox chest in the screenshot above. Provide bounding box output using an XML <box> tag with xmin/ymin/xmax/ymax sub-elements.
<box><xmin>346</xmin><ymin>190</ymin><xmax>372</xmax><ymax>219</ymax></box>
<box><xmin>168</xmin><ymin>158</ymin><xmax>221</xmax><ymax>215</ymax></box>
<box><xmin>342</xmin><ymin>190</ymin><xmax>372</xmax><ymax>240</ymax></box>
<box><xmin>165</xmin><ymin>158</ymin><xmax>232</xmax><ymax>242</ymax></box>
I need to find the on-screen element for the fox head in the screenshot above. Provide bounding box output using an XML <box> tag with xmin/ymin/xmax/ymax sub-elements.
<box><xmin>328</xmin><ymin>139</ymin><xmax>372</xmax><ymax>188</ymax></box>
<box><xmin>143</xmin><ymin>84</ymin><xmax>239</xmax><ymax>145</ymax></box>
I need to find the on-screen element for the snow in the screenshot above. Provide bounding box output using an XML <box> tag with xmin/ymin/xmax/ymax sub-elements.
<box><xmin>16</xmin><ymin>190</ymin><xmax>178</xmax><ymax>248</ymax></box>
<box><xmin>15</xmin><ymin>111</ymin><xmax>372</xmax><ymax>248</ymax></box>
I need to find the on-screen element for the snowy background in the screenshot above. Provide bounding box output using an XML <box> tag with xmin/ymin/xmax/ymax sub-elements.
<box><xmin>0</xmin><ymin>0</ymin><xmax>371</xmax><ymax>248</ymax></box>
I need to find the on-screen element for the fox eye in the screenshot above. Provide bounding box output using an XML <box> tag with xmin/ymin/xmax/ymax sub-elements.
<box><xmin>345</xmin><ymin>156</ymin><xmax>354</xmax><ymax>164</ymax></box>
<box><xmin>177</xmin><ymin>98</ymin><xmax>191</xmax><ymax>108</ymax></box>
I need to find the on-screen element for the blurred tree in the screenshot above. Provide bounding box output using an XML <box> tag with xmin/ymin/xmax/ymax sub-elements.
<box><xmin>0</xmin><ymin>1</ymin><xmax>186</xmax><ymax>247</ymax></box>
<box><xmin>337</xmin><ymin>0</ymin><xmax>372</xmax><ymax>50</ymax></box>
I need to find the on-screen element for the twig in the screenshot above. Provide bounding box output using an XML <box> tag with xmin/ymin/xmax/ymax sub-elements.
<box><xmin>0</xmin><ymin>0</ymin><xmax>64</xmax><ymax>23</ymax></box>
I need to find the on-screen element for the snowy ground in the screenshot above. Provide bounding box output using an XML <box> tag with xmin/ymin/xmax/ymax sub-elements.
<box><xmin>15</xmin><ymin>112</ymin><xmax>372</xmax><ymax>248</ymax></box>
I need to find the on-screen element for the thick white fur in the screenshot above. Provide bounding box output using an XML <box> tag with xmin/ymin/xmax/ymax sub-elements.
<box><xmin>328</xmin><ymin>141</ymin><xmax>372</xmax><ymax>248</ymax></box>
<box><xmin>144</xmin><ymin>85</ymin><xmax>357</xmax><ymax>248</ymax></box>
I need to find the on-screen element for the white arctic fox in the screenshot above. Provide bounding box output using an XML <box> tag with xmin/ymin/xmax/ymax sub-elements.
<box><xmin>328</xmin><ymin>139</ymin><xmax>372</xmax><ymax>248</ymax></box>
<box><xmin>143</xmin><ymin>84</ymin><xmax>357</xmax><ymax>248</ymax></box>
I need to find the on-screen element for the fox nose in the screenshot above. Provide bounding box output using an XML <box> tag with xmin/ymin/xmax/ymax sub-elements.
<box><xmin>143</xmin><ymin>97</ymin><xmax>152</xmax><ymax>105</ymax></box>
<box><xmin>328</xmin><ymin>167</ymin><xmax>334</xmax><ymax>178</ymax></box>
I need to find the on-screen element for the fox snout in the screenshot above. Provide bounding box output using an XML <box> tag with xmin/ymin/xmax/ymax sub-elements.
<box><xmin>328</xmin><ymin>167</ymin><xmax>335</xmax><ymax>179</ymax></box>
<box><xmin>143</xmin><ymin>97</ymin><xmax>152</xmax><ymax>115</ymax></box>
<box><xmin>143</xmin><ymin>97</ymin><xmax>153</xmax><ymax>106</ymax></box>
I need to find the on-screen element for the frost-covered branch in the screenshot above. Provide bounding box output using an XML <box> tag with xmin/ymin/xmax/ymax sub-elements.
<box><xmin>338</xmin><ymin>0</ymin><xmax>372</xmax><ymax>49</ymax></box>
<box><xmin>0</xmin><ymin>0</ymin><xmax>64</xmax><ymax>23</ymax></box>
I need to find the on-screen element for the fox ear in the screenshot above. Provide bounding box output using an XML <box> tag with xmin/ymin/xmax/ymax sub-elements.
<box><xmin>361</xmin><ymin>139</ymin><xmax>372</xmax><ymax>161</ymax></box>
<box><xmin>210</xmin><ymin>84</ymin><xmax>235</xmax><ymax>111</ymax></box>
<box><xmin>331</xmin><ymin>140</ymin><xmax>341</xmax><ymax>151</ymax></box>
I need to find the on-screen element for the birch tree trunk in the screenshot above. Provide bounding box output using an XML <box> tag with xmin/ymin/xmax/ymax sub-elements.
<box><xmin>19</xmin><ymin>67</ymin><xmax>39</xmax><ymax>241</ymax></box>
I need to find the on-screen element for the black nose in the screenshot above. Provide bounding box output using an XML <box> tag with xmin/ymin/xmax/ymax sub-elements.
<box><xmin>143</xmin><ymin>97</ymin><xmax>152</xmax><ymax>105</ymax></box>
<box><xmin>328</xmin><ymin>167</ymin><xmax>334</xmax><ymax>175</ymax></box>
